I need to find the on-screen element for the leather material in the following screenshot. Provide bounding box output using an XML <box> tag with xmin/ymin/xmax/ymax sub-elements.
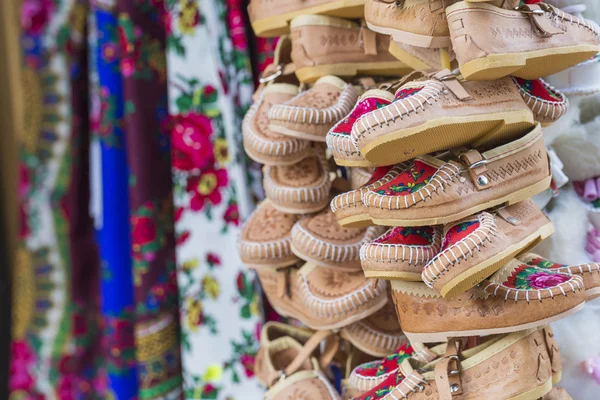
<box><xmin>542</xmin><ymin>388</ymin><xmax>572</xmax><ymax>400</ymax></box>
<box><xmin>447</xmin><ymin>2</ymin><xmax>600</xmax><ymax>68</ymax></box>
<box><xmin>249</xmin><ymin>0</ymin><xmax>341</xmax><ymax>24</ymax></box>
<box><xmin>364</xmin><ymin>124</ymin><xmax>551</xmax><ymax>224</ymax></box>
<box><xmin>238</xmin><ymin>200</ymin><xmax>300</xmax><ymax>268</ymax></box>
<box><xmin>512</xmin><ymin>78</ymin><xmax>568</xmax><ymax>126</ymax></box>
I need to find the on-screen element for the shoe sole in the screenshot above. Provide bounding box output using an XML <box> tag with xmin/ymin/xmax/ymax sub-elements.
<box><xmin>461</xmin><ymin>44</ymin><xmax>600</xmax><ymax>81</ymax></box>
<box><xmin>295</xmin><ymin>61</ymin><xmax>411</xmax><ymax>83</ymax></box>
<box><xmin>388</xmin><ymin>41</ymin><xmax>438</xmax><ymax>71</ymax></box>
<box><xmin>371</xmin><ymin>175</ymin><xmax>552</xmax><ymax>227</ymax></box>
<box><xmin>366</xmin><ymin>21</ymin><xmax>451</xmax><ymax>48</ymax></box>
<box><xmin>363</xmin><ymin>270</ymin><xmax>422</xmax><ymax>281</ymax></box>
<box><xmin>251</xmin><ymin>0</ymin><xmax>365</xmax><ymax>38</ymax></box>
<box><xmin>401</xmin><ymin>302</ymin><xmax>584</xmax><ymax>343</ymax></box>
<box><xmin>361</xmin><ymin>109</ymin><xmax>535</xmax><ymax>166</ymax></box>
<box><xmin>508</xmin><ymin>378</ymin><xmax>552</xmax><ymax>400</ymax></box>
<box><xmin>336</xmin><ymin>213</ymin><xmax>373</xmax><ymax>229</ymax></box>
<box><xmin>438</xmin><ymin>222</ymin><xmax>555</xmax><ymax>299</ymax></box>
<box><xmin>333</xmin><ymin>157</ymin><xmax>376</xmax><ymax>168</ymax></box>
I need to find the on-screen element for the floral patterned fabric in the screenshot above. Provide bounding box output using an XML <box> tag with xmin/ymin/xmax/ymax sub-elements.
<box><xmin>513</xmin><ymin>78</ymin><xmax>563</xmax><ymax>102</ymax></box>
<box><xmin>373</xmin><ymin>227</ymin><xmax>435</xmax><ymax>246</ymax></box>
<box><xmin>355</xmin><ymin>372</ymin><xmax>409</xmax><ymax>400</ymax></box>
<box><xmin>441</xmin><ymin>219</ymin><xmax>480</xmax><ymax>250</ymax></box>
<box><xmin>374</xmin><ymin>161</ymin><xmax>438</xmax><ymax>196</ymax></box>
<box><xmin>503</xmin><ymin>265</ymin><xmax>571</xmax><ymax>290</ymax></box>
<box><xmin>353</xmin><ymin>344</ymin><xmax>414</xmax><ymax>380</ymax></box>
<box><xmin>166</xmin><ymin>0</ymin><xmax>264</xmax><ymax>398</ymax></box>
<box><xmin>332</xmin><ymin>95</ymin><xmax>393</xmax><ymax>136</ymax></box>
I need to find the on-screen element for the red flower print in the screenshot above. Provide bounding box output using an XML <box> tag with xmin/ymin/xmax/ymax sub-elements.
<box><xmin>132</xmin><ymin>216</ymin><xmax>157</xmax><ymax>248</ymax></box>
<box><xmin>170</xmin><ymin>113</ymin><xmax>215</xmax><ymax>172</ymax></box>
<box><xmin>223</xmin><ymin>203</ymin><xmax>240</xmax><ymax>226</ymax></box>
<box><xmin>206</xmin><ymin>252</ymin><xmax>221</xmax><ymax>266</ymax></box>
<box><xmin>240</xmin><ymin>354</ymin><xmax>256</xmax><ymax>377</ymax></box>
<box><xmin>527</xmin><ymin>271</ymin><xmax>570</xmax><ymax>289</ymax></box>
<box><xmin>186</xmin><ymin>168</ymin><xmax>229</xmax><ymax>211</ymax></box>
<box><xmin>9</xmin><ymin>341</ymin><xmax>36</xmax><ymax>392</ymax></box>
<box><xmin>176</xmin><ymin>230</ymin><xmax>191</xmax><ymax>245</ymax></box>
<box><xmin>73</xmin><ymin>312</ymin><xmax>88</xmax><ymax>336</ymax></box>
<box><xmin>236</xmin><ymin>272</ymin><xmax>246</xmax><ymax>293</ymax></box>
<box><xmin>21</xmin><ymin>0</ymin><xmax>53</xmax><ymax>35</ymax></box>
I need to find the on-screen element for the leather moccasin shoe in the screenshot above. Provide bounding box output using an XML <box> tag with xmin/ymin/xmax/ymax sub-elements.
<box><xmin>392</xmin><ymin>259</ymin><xmax>585</xmax><ymax>343</ymax></box>
<box><xmin>518</xmin><ymin>253</ymin><xmax>600</xmax><ymax>300</ymax></box>
<box><xmin>363</xmin><ymin>123</ymin><xmax>552</xmax><ymax>227</ymax></box>
<box><xmin>291</xmin><ymin>208</ymin><xmax>384</xmax><ymax>270</ymax></box>
<box><xmin>360</xmin><ymin>226</ymin><xmax>442</xmax><ymax>280</ymax></box>
<box><xmin>351</xmin><ymin>71</ymin><xmax>535</xmax><ymax>166</ymax></box>
<box><xmin>353</xmin><ymin>328</ymin><xmax>555</xmax><ymax>400</ymax></box>
<box><xmin>331</xmin><ymin>165</ymin><xmax>406</xmax><ymax>228</ymax></box>
<box><xmin>289</xmin><ymin>15</ymin><xmax>410</xmax><ymax>83</ymax></box>
<box><xmin>249</xmin><ymin>0</ymin><xmax>365</xmax><ymax>38</ymax></box>
<box><xmin>269</xmin><ymin>75</ymin><xmax>359</xmax><ymax>142</ymax></box>
<box><xmin>238</xmin><ymin>200</ymin><xmax>300</xmax><ymax>268</ymax></box>
<box><xmin>263</xmin><ymin>147</ymin><xmax>332</xmax><ymax>214</ymax></box>
<box><xmin>447</xmin><ymin>1</ymin><xmax>600</xmax><ymax>80</ymax></box>
<box><xmin>513</xmin><ymin>78</ymin><xmax>568</xmax><ymax>127</ymax></box>
<box><xmin>422</xmin><ymin>199</ymin><xmax>555</xmax><ymax>299</ymax></box>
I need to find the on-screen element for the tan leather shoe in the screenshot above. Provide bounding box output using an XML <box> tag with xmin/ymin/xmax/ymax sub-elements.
<box><xmin>392</xmin><ymin>259</ymin><xmax>585</xmax><ymax>342</ymax></box>
<box><xmin>263</xmin><ymin>147</ymin><xmax>332</xmax><ymax>214</ymax></box>
<box><xmin>249</xmin><ymin>0</ymin><xmax>365</xmax><ymax>38</ymax></box>
<box><xmin>331</xmin><ymin>165</ymin><xmax>406</xmax><ymax>228</ymax></box>
<box><xmin>290</xmin><ymin>15</ymin><xmax>411</xmax><ymax>83</ymax></box>
<box><xmin>422</xmin><ymin>200</ymin><xmax>555</xmax><ymax>299</ymax></box>
<box><xmin>364</xmin><ymin>0</ymin><xmax>519</xmax><ymax>49</ymax></box>
<box><xmin>518</xmin><ymin>253</ymin><xmax>600</xmax><ymax>300</ymax></box>
<box><xmin>269</xmin><ymin>75</ymin><xmax>359</xmax><ymax>142</ymax></box>
<box><xmin>350</xmin><ymin>167</ymin><xmax>374</xmax><ymax>191</ymax></box>
<box><xmin>257</xmin><ymin>262</ymin><xmax>388</xmax><ymax>330</ymax></box>
<box><xmin>254</xmin><ymin>323</ymin><xmax>341</xmax><ymax>399</ymax></box>
<box><xmin>354</xmin><ymin>328</ymin><xmax>555</xmax><ymax>400</ymax></box>
<box><xmin>238</xmin><ymin>200</ymin><xmax>300</xmax><ymax>268</ymax></box>
<box><xmin>363</xmin><ymin>123</ymin><xmax>551</xmax><ymax>227</ymax></box>
<box><xmin>447</xmin><ymin>1</ymin><xmax>600</xmax><ymax>80</ymax></box>
<box><xmin>513</xmin><ymin>78</ymin><xmax>568</xmax><ymax>127</ymax></box>
<box><xmin>291</xmin><ymin>208</ymin><xmax>384</xmax><ymax>270</ymax></box>
<box><xmin>351</xmin><ymin>71</ymin><xmax>536</xmax><ymax>166</ymax></box>
<box><xmin>327</xmin><ymin>89</ymin><xmax>396</xmax><ymax>167</ymax></box>
<box><xmin>360</xmin><ymin>225</ymin><xmax>442</xmax><ymax>280</ymax></box>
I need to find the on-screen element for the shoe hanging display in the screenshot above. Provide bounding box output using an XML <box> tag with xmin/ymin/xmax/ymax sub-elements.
<box><xmin>242</xmin><ymin>0</ymin><xmax>600</xmax><ymax>398</ymax></box>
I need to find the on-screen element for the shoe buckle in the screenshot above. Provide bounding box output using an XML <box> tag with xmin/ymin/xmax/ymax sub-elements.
<box><xmin>444</xmin><ymin>355</ymin><xmax>462</xmax><ymax>376</ymax></box>
<box><xmin>259</xmin><ymin>64</ymin><xmax>283</xmax><ymax>83</ymax></box>
<box><xmin>458</xmin><ymin>153</ymin><xmax>489</xmax><ymax>169</ymax></box>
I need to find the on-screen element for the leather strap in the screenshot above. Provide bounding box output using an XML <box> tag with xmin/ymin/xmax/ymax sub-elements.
<box><xmin>496</xmin><ymin>206</ymin><xmax>522</xmax><ymax>226</ymax></box>
<box><xmin>459</xmin><ymin>149</ymin><xmax>489</xmax><ymax>191</ymax></box>
<box><xmin>360</xmin><ymin>22</ymin><xmax>378</xmax><ymax>56</ymax></box>
<box><xmin>434</xmin><ymin>338</ymin><xmax>466</xmax><ymax>400</ymax></box>
<box><xmin>518</xmin><ymin>4</ymin><xmax>565</xmax><ymax>37</ymax></box>
<box><xmin>432</xmin><ymin>70</ymin><xmax>472</xmax><ymax>101</ymax></box>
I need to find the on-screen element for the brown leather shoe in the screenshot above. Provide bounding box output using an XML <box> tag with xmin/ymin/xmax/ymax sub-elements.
<box><xmin>331</xmin><ymin>165</ymin><xmax>406</xmax><ymax>228</ymax></box>
<box><xmin>513</xmin><ymin>78</ymin><xmax>568</xmax><ymax>127</ymax></box>
<box><xmin>364</xmin><ymin>0</ymin><xmax>519</xmax><ymax>49</ymax></box>
<box><xmin>351</xmin><ymin>71</ymin><xmax>536</xmax><ymax>166</ymax></box>
<box><xmin>263</xmin><ymin>147</ymin><xmax>332</xmax><ymax>214</ymax></box>
<box><xmin>290</xmin><ymin>15</ymin><xmax>411</xmax><ymax>83</ymax></box>
<box><xmin>291</xmin><ymin>208</ymin><xmax>384</xmax><ymax>270</ymax></box>
<box><xmin>447</xmin><ymin>1</ymin><xmax>600</xmax><ymax>80</ymax></box>
<box><xmin>392</xmin><ymin>259</ymin><xmax>585</xmax><ymax>342</ymax></box>
<box><xmin>249</xmin><ymin>0</ymin><xmax>365</xmax><ymax>38</ymax></box>
<box><xmin>360</xmin><ymin>225</ymin><xmax>442</xmax><ymax>280</ymax></box>
<box><xmin>238</xmin><ymin>200</ymin><xmax>300</xmax><ymax>268</ymax></box>
<box><xmin>422</xmin><ymin>200</ymin><xmax>555</xmax><ymax>299</ymax></box>
<box><xmin>354</xmin><ymin>328</ymin><xmax>555</xmax><ymax>400</ymax></box>
<box><xmin>255</xmin><ymin>322</ymin><xmax>341</xmax><ymax>399</ymax></box>
<box><xmin>269</xmin><ymin>75</ymin><xmax>360</xmax><ymax>142</ymax></box>
<box><xmin>518</xmin><ymin>253</ymin><xmax>600</xmax><ymax>300</ymax></box>
<box><xmin>256</xmin><ymin>262</ymin><xmax>388</xmax><ymax>330</ymax></box>
<box><xmin>363</xmin><ymin>123</ymin><xmax>551</xmax><ymax>227</ymax></box>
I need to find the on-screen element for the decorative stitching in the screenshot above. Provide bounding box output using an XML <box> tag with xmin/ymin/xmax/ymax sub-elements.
<box><xmin>511</xmin><ymin>78</ymin><xmax>568</xmax><ymax>123</ymax></box>
<box><xmin>385</xmin><ymin>372</ymin><xmax>427</xmax><ymax>399</ymax></box>
<box><xmin>482</xmin><ymin>274</ymin><xmax>584</xmax><ymax>303</ymax></box>
<box><xmin>422</xmin><ymin>213</ymin><xmax>498</xmax><ymax>287</ymax></box>
<box><xmin>344</xmin><ymin>320</ymin><xmax>407</xmax><ymax>359</ymax></box>
<box><xmin>350</xmin><ymin>367</ymin><xmax>397</xmax><ymax>393</ymax></box>
<box><xmin>360</xmin><ymin>226</ymin><xmax>442</xmax><ymax>266</ymax></box>
<box><xmin>545</xmin><ymin>5</ymin><xmax>600</xmax><ymax>37</ymax></box>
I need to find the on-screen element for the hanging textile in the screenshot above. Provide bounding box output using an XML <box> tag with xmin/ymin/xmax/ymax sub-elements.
<box><xmin>166</xmin><ymin>0</ymin><xmax>264</xmax><ymax>398</ymax></box>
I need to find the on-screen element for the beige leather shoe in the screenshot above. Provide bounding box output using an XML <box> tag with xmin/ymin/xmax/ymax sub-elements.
<box><xmin>238</xmin><ymin>200</ymin><xmax>300</xmax><ymax>268</ymax></box>
<box><xmin>518</xmin><ymin>253</ymin><xmax>600</xmax><ymax>300</ymax></box>
<box><xmin>331</xmin><ymin>165</ymin><xmax>406</xmax><ymax>228</ymax></box>
<box><xmin>360</xmin><ymin>225</ymin><xmax>442</xmax><ymax>280</ymax></box>
<box><xmin>422</xmin><ymin>200</ymin><xmax>555</xmax><ymax>299</ymax></box>
<box><xmin>249</xmin><ymin>0</ymin><xmax>365</xmax><ymax>38</ymax></box>
<box><xmin>291</xmin><ymin>208</ymin><xmax>384</xmax><ymax>270</ymax></box>
<box><xmin>364</xmin><ymin>0</ymin><xmax>519</xmax><ymax>49</ymax></box>
<box><xmin>392</xmin><ymin>259</ymin><xmax>585</xmax><ymax>342</ymax></box>
<box><xmin>513</xmin><ymin>78</ymin><xmax>568</xmax><ymax>127</ymax></box>
<box><xmin>351</xmin><ymin>71</ymin><xmax>535</xmax><ymax>166</ymax></box>
<box><xmin>353</xmin><ymin>328</ymin><xmax>555</xmax><ymax>400</ymax></box>
<box><xmin>255</xmin><ymin>323</ymin><xmax>341</xmax><ymax>399</ymax></box>
<box><xmin>447</xmin><ymin>1</ymin><xmax>600</xmax><ymax>80</ymax></box>
<box><xmin>363</xmin><ymin>124</ymin><xmax>551</xmax><ymax>227</ymax></box>
<box><xmin>269</xmin><ymin>75</ymin><xmax>359</xmax><ymax>142</ymax></box>
<box><xmin>263</xmin><ymin>147</ymin><xmax>332</xmax><ymax>214</ymax></box>
<box><xmin>290</xmin><ymin>15</ymin><xmax>411</xmax><ymax>83</ymax></box>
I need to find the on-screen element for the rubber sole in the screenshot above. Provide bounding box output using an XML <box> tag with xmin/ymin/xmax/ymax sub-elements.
<box><xmin>333</xmin><ymin>157</ymin><xmax>376</xmax><ymax>168</ymax></box>
<box><xmin>363</xmin><ymin>270</ymin><xmax>422</xmax><ymax>281</ymax></box>
<box><xmin>366</xmin><ymin>21</ymin><xmax>450</xmax><ymax>48</ymax></box>
<box><xmin>438</xmin><ymin>222</ymin><xmax>555</xmax><ymax>299</ymax></box>
<box><xmin>371</xmin><ymin>176</ymin><xmax>552</xmax><ymax>227</ymax></box>
<box><xmin>295</xmin><ymin>61</ymin><xmax>411</xmax><ymax>83</ymax></box>
<box><xmin>508</xmin><ymin>378</ymin><xmax>552</xmax><ymax>400</ymax></box>
<box><xmin>251</xmin><ymin>0</ymin><xmax>365</xmax><ymax>38</ymax></box>
<box><xmin>361</xmin><ymin>109</ymin><xmax>535</xmax><ymax>166</ymax></box>
<box><xmin>552</xmin><ymin>371</ymin><xmax>562</xmax><ymax>386</ymax></box>
<box><xmin>461</xmin><ymin>44</ymin><xmax>600</xmax><ymax>81</ymax></box>
<box><xmin>388</xmin><ymin>41</ymin><xmax>435</xmax><ymax>71</ymax></box>
<box><xmin>337</xmin><ymin>213</ymin><xmax>373</xmax><ymax>229</ymax></box>
<box><xmin>401</xmin><ymin>302</ymin><xmax>584</xmax><ymax>343</ymax></box>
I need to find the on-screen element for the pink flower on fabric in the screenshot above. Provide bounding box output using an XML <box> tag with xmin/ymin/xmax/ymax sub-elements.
<box><xmin>240</xmin><ymin>354</ymin><xmax>256</xmax><ymax>377</ymax></box>
<box><xmin>21</xmin><ymin>0</ymin><xmax>53</xmax><ymax>35</ymax></box>
<box><xmin>170</xmin><ymin>113</ymin><xmax>215</xmax><ymax>172</ymax></box>
<box><xmin>223</xmin><ymin>203</ymin><xmax>240</xmax><ymax>226</ymax></box>
<box><xmin>527</xmin><ymin>271</ymin><xmax>570</xmax><ymax>289</ymax></box>
<box><xmin>186</xmin><ymin>168</ymin><xmax>229</xmax><ymax>211</ymax></box>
